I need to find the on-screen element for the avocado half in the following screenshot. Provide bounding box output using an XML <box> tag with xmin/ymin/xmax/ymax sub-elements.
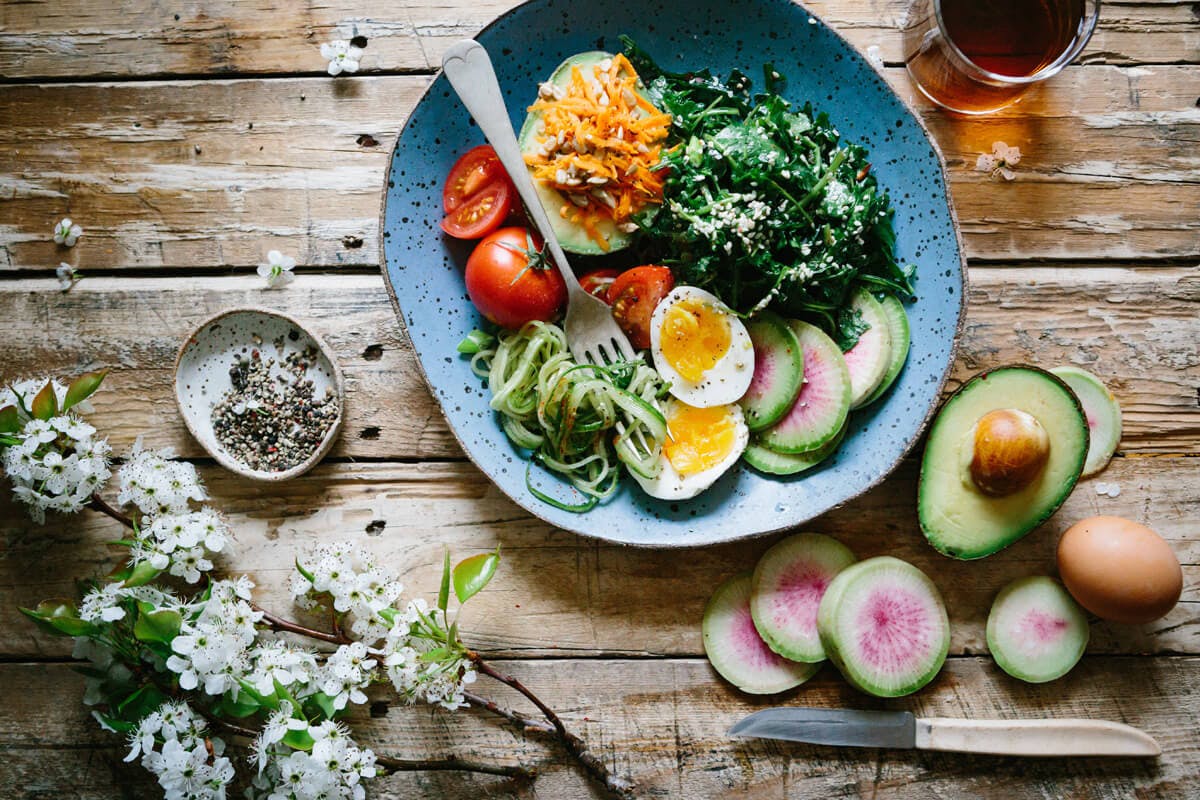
<box><xmin>517</xmin><ymin>51</ymin><xmax>635</xmax><ymax>256</ymax></box>
<box><xmin>918</xmin><ymin>365</ymin><xmax>1089</xmax><ymax>560</ymax></box>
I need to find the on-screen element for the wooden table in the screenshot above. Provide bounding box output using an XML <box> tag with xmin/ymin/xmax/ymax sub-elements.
<box><xmin>0</xmin><ymin>1</ymin><xmax>1197</xmax><ymax>797</ymax></box>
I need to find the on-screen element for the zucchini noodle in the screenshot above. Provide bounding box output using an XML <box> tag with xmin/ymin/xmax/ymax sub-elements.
<box><xmin>465</xmin><ymin>321</ymin><xmax>669</xmax><ymax>511</ymax></box>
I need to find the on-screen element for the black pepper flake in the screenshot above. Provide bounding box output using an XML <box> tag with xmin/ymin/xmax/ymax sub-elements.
<box><xmin>211</xmin><ymin>346</ymin><xmax>338</xmax><ymax>473</ymax></box>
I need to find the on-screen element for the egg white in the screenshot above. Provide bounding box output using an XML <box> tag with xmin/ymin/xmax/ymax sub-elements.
<box><xmin>650</xmin><ymin>286</ymin><xmax>755</xmax><ymax>408</ymax></box>
<box><xmin>632</xmin><ymin>400</ymin><xmax>749</xmax><ymax>500</ymax></box>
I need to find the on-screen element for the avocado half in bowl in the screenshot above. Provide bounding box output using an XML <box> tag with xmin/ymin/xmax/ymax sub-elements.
<box><xmin>918</xmin><ymin>365</ymin><xmax>1089</xmax><ymax>560</ymax></box>
<box><xmin>517</xmin><ymin>50</ymin><xmax>641</xmax><ymax>256</ymax></box>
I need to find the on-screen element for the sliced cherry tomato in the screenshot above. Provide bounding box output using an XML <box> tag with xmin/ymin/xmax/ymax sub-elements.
<box><xmin>465</xmin><ymin>227</ymin><xmax>567</xmax><ymax>329</ymax></box>
<box><xmin>440</xmin><ymin>180</ymin><xmax>513</xmax><ymax>239</ymax></box>
<box><xmin>607</xmin><ymin>266</ymin><xmax>675</xmax><ymax>351</ymax></box>
<box><xmin>580</xmin><ymin>268</ymin><xmax>621</xmax><ymax>302</ymax></box>
<box><xmin>443</xmin><ymin>145</ymin><xmax>506</xmax><ymax>213</ymax></box>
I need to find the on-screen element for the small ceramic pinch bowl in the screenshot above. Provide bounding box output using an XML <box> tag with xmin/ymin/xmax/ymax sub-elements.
<box><xmin>174</xmin><ymin>308</ymin><xmax>345</xmax><ymax>481</ymax></box>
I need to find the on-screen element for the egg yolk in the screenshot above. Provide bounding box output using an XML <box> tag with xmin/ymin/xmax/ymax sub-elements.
<box><xmin>660</xmin><ymin>298</ymin><xmax>731</xmax><ymax>382</ymax></box>
<box><xmin>664</xmin><ymin>404</ymin><xmax>738</xmax><ymax>475</ymax></box>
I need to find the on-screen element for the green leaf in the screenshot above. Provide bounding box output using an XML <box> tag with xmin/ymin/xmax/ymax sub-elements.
<box><xmin>418</xmin><ymin>646</ymin><xmax>453</xmax><ymax>662</ymax></box>
<box><xmin>237</xmin><ymin>679</ymin><xmax>281</xmax><ymax>712</ymax></box>
<box><xmin>437</xmin><ymin>549</ymin><xmax>451</xmax><ymax>613</ymax></box>
<box><xmin>282</xmin><ymin>728</ymin><xmax>315</xmax><ymax>751</ymax></box>
<box><xmin>94</xmin><ymin>713</ymin><xmax>137</xmax><ymax>734</ymax></box>
<box><xmin>306</xmin><ymin>692</ymin><xmax>338</xmax><ymax>720</ymax></box>
<box><xmin>0</xmin><ymin>405</ymin><xmax>19</xmax><ymax>434</ymax></box>
<box><xmin>30</xmin><ymin>381</ymin><xmax>58</xmax><ymax>421</ymax></box>
<box><xmin>63</xmin><ymin>369</ymin><xmax>108</xmax><ymax>411</ymax></box>
<box><xmin>122</xmin><ymin>561</ymin><xmax>162</xmax><ymax>588</ymax></box>
<box><xmin>133</xmin><ymin>602</ymin><xmax>182</xmax><ymax>644</ymax></box>
<box><xmin>116</xmin><ymin>684</ymin><xmax>168</xmax><ymax>720</ymax></box>
<box><xmin>20</xmin><ymin>600</ymin><xmax>98</xmax><ymax>637</ymax></box>
<box><xmin>452</xmin><ymin>547</ymin><xmax>500</xmax><ymax>604</ymax></box>
<box><xmin>214</xmin><ymin>692</ymin><xmax>261</xmax><ymax>719</ymax></box>
<box><xmin>294</xmin><ymin>557</ymin><xmax>316</xmax><ymax>584</ymax></box>
<box><xmin>274</xmin><ymin>678</ymin><xmax>302</xmax><ymax>713</ymax></box>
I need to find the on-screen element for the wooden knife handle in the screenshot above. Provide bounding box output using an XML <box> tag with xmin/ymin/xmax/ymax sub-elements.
<box><xmin>915</xmin><ymin>718</ymin><xmax>1160</xmax><ymax>757</ymax></box>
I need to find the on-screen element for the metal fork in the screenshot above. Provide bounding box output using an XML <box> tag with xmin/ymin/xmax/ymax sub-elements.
<box><xmin>441</xmin><ymin>40</ymin><xmax>637</xmax><ymax>366</ymax></box>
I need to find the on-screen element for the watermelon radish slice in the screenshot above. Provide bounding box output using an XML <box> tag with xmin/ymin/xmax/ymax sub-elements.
<box><xmin>740</xmin><ymin>311</ymin><xmax>805</xmax><ymax>431</ymax></box>
<box><xmin>744</xmin><ymin>424</ymin><xmax>846</xmax><ymax>476</ymax></box>
<box><xmin>703</xmin><ymin>572</ymin><xmax>821</xmax><ymax>694</ymax></box>
<box><xmin>986</xmin><ymin>576</ymin><xmax>1089</xmax><ymax>684</ymax></box>
<box><xmin>860</xmin><ymin>295</ymin><xmax>911</xmax><ymax>407</ymax></box>
<box><xmin>1050</xmin><ymin>366</ymin><xmax>1122</xmax><ymax>477</ymax></box>
<box><xmin>750</xmin><ymin>533</ymin><xmax>857</xmax><ymax>662</ymax></box>
<box><xmin>842</xmin><ymin>288</ymin><xmax>893</xmax><ymax>409</ymax></box>
<box><xmin>817</xmin><ymin>556</ymin><xmax>950</xmax><ymax>697</ymax></box>
<box><xmin>758</xmin><ymin>321</ymin><xmax>851</xmax><ymax>454</ymax></box>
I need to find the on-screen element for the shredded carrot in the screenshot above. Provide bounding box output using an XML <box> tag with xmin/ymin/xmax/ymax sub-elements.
<box><xmin>523</xmin><ymin>53</ymin><xmax>671</xmax><ymax>250</ymax></box>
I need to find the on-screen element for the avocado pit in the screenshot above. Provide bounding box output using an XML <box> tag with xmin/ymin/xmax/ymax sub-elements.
<box><xmin>967</xmin><ymin>408</ymin><xmax>1050</xmax><ymax>497</ymax></box>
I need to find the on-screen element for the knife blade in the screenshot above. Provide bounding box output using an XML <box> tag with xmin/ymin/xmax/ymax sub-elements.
<box><xmin>728</xmin><ymin>708</ymin><xmax>1160</xmax><ymax>757</ymax></box>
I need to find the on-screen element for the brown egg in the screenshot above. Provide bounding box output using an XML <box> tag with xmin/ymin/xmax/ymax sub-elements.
<box><xmin>1057</xmin><ymin>516</ymin><xmax>1183</xmax><ymax>624</ymax></box>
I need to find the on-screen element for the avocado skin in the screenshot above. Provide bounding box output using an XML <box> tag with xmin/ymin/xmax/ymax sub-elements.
<box><xmin>918</xmin><ymin>365</ymin><xmax>1089</xmax><ymax>560</ymax></box>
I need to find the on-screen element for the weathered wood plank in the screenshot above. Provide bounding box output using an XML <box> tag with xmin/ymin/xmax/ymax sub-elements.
<box><xmin>3</xmin><ymin>455</ymin><xmax>1196</xmax><ymax>660</ymax></box>
<box><xmin>1</xmin><ymin>67</ymin><xmax>1197</xmax><ymax>269</ymax></box>
<box><xmin>0</xmin><ymin>268</ymin><xmax>1194</xmax><ymax>460</ymax></box>
<box><xmin>1</xmin><ymin>657</ymin><xmax>1197</xmax><ymax>798</ymax></box>
<box><xmin>0</xmin><ymin>0</ymin><xmax>1195</xmax><ymax>80</ymax></box>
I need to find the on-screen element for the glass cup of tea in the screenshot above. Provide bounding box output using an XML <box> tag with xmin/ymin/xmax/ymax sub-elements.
<box><xmin>903</xmin><ymin>0</ymin><xmax>1101</xmax><ymax>114</ymax></box>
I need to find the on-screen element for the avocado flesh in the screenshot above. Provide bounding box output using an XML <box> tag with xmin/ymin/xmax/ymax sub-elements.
<box><xmin>919</xmin><ymin>366</ymin><xmax>1088</xmax><ymax>560</ymax></box>
<box><xmin>517</xmin><ymin>51</ymin><xmax>634</xmax><ymax>255</ymax></box>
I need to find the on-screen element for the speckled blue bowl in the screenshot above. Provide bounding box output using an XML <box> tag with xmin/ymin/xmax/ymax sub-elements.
<box><xmin>380</xmin><ymin>0</ymin><xmax>966</xmax><ymax>547</ymax></box>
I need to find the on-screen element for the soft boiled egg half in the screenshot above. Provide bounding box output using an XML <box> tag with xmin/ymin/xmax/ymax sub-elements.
<box><xmin>650</xmin><ymin>286</ymin><xmax>755</xmax><ymax>408</ymax></box>
<box><xmin>632</xmin><ymin>398</ymin><xmax>749</xmax><ymax>500</ymax></box>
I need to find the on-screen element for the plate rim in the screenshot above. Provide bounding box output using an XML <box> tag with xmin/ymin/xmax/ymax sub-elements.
<box><xmin>376</xmin><ymin>0</ymin><xmax>968</xmax><ymax>547</ymax></box>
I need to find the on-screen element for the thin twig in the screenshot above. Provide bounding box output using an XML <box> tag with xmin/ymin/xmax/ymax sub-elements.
<box><xmin>203</xmin><ymin>711</ymin><xmax>534</xmax><ymax>780</ymax></box>
<box><xmin>375</xmin><ymin>754</ymin><xmax>536</xmax><ymax>780</ymax></box>
<box><xmin>464</xmin><ymin>690</ymin><xmax>555</xmax><ymax>735</ymax></box>
<box><xmin>89</xmin><ymin>493</ymin><xmax>134</xmax><ymax>528</ymax></box>
<box><xmin>472</xmin><ymin>656</ymin><xmax>636</xmax><ymax>800</ymax></box>
<box><xmin>253</xmin><ymin>604</ymin><xmax>351</xmax><ymax>645</ymax></box>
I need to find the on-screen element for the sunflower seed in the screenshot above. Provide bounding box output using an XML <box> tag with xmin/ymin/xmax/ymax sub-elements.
<box><xmin>587</xmin><ymin>176</ymin><xmax>609</xmax><ymax>185</ymax></box>
<box><xmin>568</xmin><ymin>193</ymin><xmax>590</xmax><ymax>207</ymax></box>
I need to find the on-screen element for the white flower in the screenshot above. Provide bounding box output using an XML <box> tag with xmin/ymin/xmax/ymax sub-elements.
<box><xmin>252</xmin><ymin>706</ymin><xmax>309</xmax><ymax>773</ymax></box>
<box><xmin>250</xmin><ymin>720</ymin><xmax>376</xmax><ymax>799</ymax></box>
<box><xmin>319</xmin><ymin>642</ymin><xmax>376</xmax><ymax>710</ymax></box>
<box><xmin>245</xmin><ymin>641</ymin><xmax>319</xmax><ymax>697</ymax></box>
<box><xmin>257</xmin><ymin>249</ymin><xmax>296</xmax><ymax>288</ymax></box>
<box><xmin>380</xmin><ymin>598</ymin><xmax>475</xmax><ymax>711</ymax></box>
<box><xmin>976</xmin><ymin>141</ymin><xmax>1022</xmax><ymax>181</ymax></box>
<box><xmin>79</xmin><ymin>581</ymin><xmax>130</xmax><ymax>622</ymax></box>
<box><xmin>117</xmin><ymin>440</ymin><xmax>206</xmax><ymax>516</ymax></box>
<box><xmin>165</xmin><ymin>578</ymin><xmax>263</xmax><ymax>695</ymax></box>
<box><xmin>292</xmin><ymin>541</ymin><xmax>403</xmax><ymax>644</ymax></box>
<box><xmin>865</xmin><ymin>44</ymin><xmax>884</xmax><ymax>69</ymax></box>
<box><xmin>53</xmin><ymin>217</ymin><xmax>82</xmax><ymax>247</ymax></box>
<box><xmin>3</xmin><ymin>413</ymin><xmax>111</xmax><ymax>523</ymax></box>
<box><xmin>128</xmin><ymin>507</ymin><xmax>229</xmax><ymax>582</ymax></box>
<box><xmin>1</xmin><ymin>377</ymin><xmax>94</xmax><ymax>418</ymax></box>
<box><xmin>121</xmin><ymin>701</ymin><xmax>233</xmax><ymax>800</ymax></box>
<box><xmin>320</xmin><ymin>40</ymin><xmax>363</xmax><ymax>77</ymax></box>
<box><xmin>56</xmin><ymin>262</ymin><xmax>80</xmax><ymax>291</ymax></box>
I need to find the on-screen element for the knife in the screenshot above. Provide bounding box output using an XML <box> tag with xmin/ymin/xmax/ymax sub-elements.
<box><xmin>728</xmin><ymin>708</ymin><xmax>1160</xmax><ymax>757</ymax></box>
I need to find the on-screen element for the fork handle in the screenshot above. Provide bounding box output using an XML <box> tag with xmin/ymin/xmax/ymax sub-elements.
<box><xmin>440</xmin><ymin>40</ymin><xmax>583</xmax><ymax>296</ymax></box>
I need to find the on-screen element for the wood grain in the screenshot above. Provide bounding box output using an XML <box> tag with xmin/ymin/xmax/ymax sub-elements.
<box><xmin>0</xmin><ymin>268</ymin><xmax>1194</xmax><ymax>460</ymax></box>
<box><xmin>3</xmin><ymin>454</ymin><xmax>1196</xmax><ymax>660</ymax></box>
<box><xmin>1</xmin><ymin>658</ymin><xmax>1197</xmax><ymax>798</ymax></box>
<box><xmin>1</xmin><ymin>67</ymin><xmax>1197</xmax><ymax>270</ymax></box>
<box><xmin>1</xmin><ymin>0</ymin><xmax>1196</xmax><ymax>80</ymax></box>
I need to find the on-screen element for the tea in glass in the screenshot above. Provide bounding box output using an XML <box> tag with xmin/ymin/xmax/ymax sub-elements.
<box><xmin>903</xmin><ymin>0</ymin><xmax>1101</xmax><ymax>114</ymax></box>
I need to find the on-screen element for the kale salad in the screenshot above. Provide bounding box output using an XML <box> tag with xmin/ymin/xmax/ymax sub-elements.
<box><xmin>624</xmin><ymin>38</ymin><xmax>916</xmax><ymax>349</ymax></box>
